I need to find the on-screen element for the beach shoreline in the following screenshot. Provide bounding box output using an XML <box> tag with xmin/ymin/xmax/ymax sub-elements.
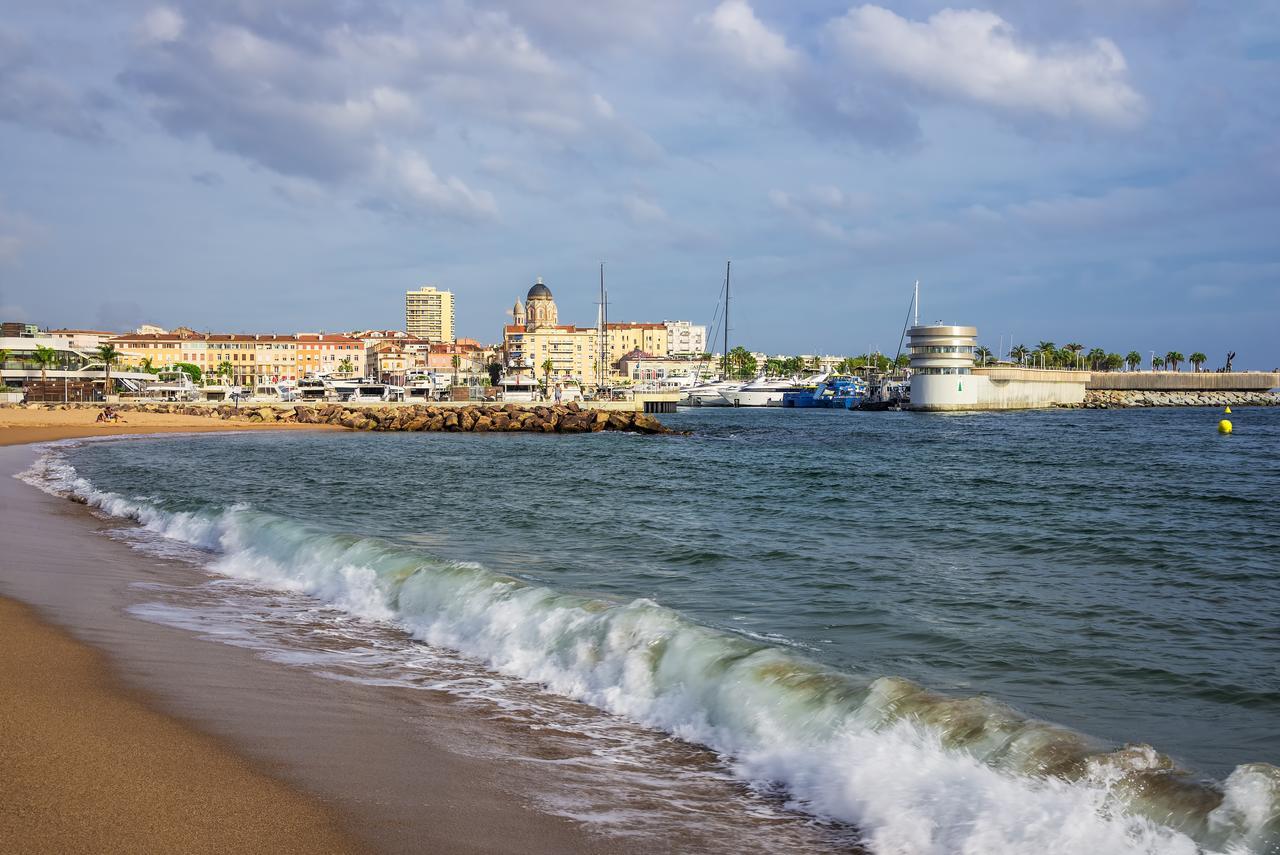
<box><xmin>0</xmin><ymin>423</ymin><xmax>610</xmax><ymax>854</ymax></box>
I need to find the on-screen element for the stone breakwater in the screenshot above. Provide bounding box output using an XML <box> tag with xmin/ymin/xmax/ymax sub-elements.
<box><xmin>1073</xmin><ymin>389</ymin><xmax>1280</xmax><ymax>409</ymax></box>
<box><xmin>9</xmin><ymin>402</ymin><xmax>677</xmax><ymax>434</ymax></box>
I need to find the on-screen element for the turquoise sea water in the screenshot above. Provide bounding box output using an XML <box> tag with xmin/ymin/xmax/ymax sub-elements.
<box><xmin>41</xmin><ymin>406</ymin><xmax>1280</xmax><ymax>853</ymax></box>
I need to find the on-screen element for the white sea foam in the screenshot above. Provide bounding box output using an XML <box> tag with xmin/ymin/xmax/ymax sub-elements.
<box><xmin>19</xmin><ymin>443</ymin><xmax>1279</xmax><ymax>855</ymax></box>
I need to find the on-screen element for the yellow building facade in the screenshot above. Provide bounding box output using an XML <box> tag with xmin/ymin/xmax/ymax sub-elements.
<box><xmin>405</xmin><ymin>286</ymin><xmax>455</xmax><ymax>343</ymax></box>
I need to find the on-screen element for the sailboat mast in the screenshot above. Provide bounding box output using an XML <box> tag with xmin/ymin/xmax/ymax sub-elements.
<box><xmin>598</xmin><ymin>262</ymin><xmax>605</xmax><ymax>391</ymax></box>
<box><xmin>723</xmin><ymin>260</ymin><xmax>731</xmax><ymax>379</ymax></box>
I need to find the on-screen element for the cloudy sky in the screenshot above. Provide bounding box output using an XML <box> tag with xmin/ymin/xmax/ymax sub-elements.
<box><xmin>1</xmin><ymin>0</ymin><xmax>1277</xmax><ymax>364</ymax></box>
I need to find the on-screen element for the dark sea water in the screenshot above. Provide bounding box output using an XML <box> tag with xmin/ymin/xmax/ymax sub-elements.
<box><xmin>33</xmin><ymin>407</ymin><xmax>1280</xmax><ymax>854</ymax></box>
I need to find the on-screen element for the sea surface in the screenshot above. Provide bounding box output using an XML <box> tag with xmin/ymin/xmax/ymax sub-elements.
<box><xmin>23</xmin><ymin>407</ymin><xmax>1280</xmax><ymax>854</ymax></box>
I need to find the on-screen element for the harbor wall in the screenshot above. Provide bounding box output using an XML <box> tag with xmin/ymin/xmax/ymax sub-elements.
<box><xmin>1078</xmin><ymin>389</ymin><xmax>1280</xmax><ymax>408</ymax></box>
<box><xmin>1085</xmin><ymin>372</ymin><xmax>1280</xmax><ymax>391</ymax></box>
<box><xmin>910</xmin><ymin>368</ymin><xmax>1088</xmax><ymax>411</ymax></box>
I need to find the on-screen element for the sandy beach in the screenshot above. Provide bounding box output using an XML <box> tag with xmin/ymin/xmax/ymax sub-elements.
<box><xmin>0</xmin><ymin>405</ymin><xmax>338</xmax><ymax>447</ymax></box>
<box><xmin>1</xmin><ymin>415</ymin><xmax>361</xmax><ymax>853</ymax></box>
<box><xmin>0</xmin><ymin>417</ymin><xmax>606</xmax><ymax>854</ymax></box>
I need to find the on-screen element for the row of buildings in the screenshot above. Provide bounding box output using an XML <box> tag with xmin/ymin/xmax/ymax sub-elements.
<box><xmin>3</xmin><ymin>277</ymin><xmax>714</xmax><ymax>392</ymax></box>
<box><xmin>499</xmin><ymin>279</ymin><xmax>708</xmax><ymax>385</ymax></box>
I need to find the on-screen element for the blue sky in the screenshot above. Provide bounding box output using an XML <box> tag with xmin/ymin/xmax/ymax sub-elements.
<box><xmin>1</xmin><ymin>0</ymin><xmax>1277</xmax><ymax>366</ymax></box>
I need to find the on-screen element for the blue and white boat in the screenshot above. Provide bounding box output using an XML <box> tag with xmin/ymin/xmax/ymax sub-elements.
<box><xmin>782</xmin><ymin>375</ymin><xmax>867</xmax><ymax>408</ymax></box>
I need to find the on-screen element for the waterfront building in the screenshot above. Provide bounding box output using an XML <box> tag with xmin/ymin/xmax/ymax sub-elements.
<box><xmin>46</xmin><ymin>329</ymin><xmax>119</xmax><ymax>351</ymax></box>
<box><xmin>907</xmin><ymin>324</ymin><xmax>1089</xmax><ymax>410</ymax></box>
<box><xmin>663</xmin><ymin>320</ymin><xmax>707</xmax><ymax>356</ymax></box>
<box><xmin>502</xmin><ymin>279</ymin><xmax>600</xmax><ymax>382</ymax></box>
<box><xmin>604</xmin><ymin>323</ymin><xmax>669</xmax><ymax>365</ymax></box>
<box><xmin>405</xmin><ymin>286</ymin><xmax>455</xmax><ymax>343</ymax></box>
<box><xmin>295</xmin><ymin>334</ymin><xmax>366</xmax><ymax>377</ymax></box>
<box><xmin>616</xmin><ymin>350</ymin><xmax>703</xmax><ymax>385</ymax></box>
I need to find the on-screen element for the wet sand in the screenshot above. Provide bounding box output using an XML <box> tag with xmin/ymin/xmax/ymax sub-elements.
<box><xmin>0</xmin><ymin>424</ymin><xmax>599</xmax><ymax>854</ymax></box>
<box><xmin>1</xmin><ymin>425</ymin><xmax>856</xmax><ymax>854</ymax></box>
<box><xmin>0</xmin><ymin>596</ymin><xmax>361</xmax><ymax>854</ymax></box>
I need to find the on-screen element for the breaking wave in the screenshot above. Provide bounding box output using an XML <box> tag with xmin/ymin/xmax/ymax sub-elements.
<box><xmin>20</xmin><ymin>443</ymin><xmax>1280</xmax><ymax>854</ymax></box>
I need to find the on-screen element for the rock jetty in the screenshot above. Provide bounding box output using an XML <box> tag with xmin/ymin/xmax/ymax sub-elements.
<box><xmin>1074</xmin><ymin>389</ymin><xmax>1279</xmax><ymax>409</ymax></box>
<box><xmin>10</xmin><ymin>402</ymin><xmax>677</xmax><ymax>434</ymax></box>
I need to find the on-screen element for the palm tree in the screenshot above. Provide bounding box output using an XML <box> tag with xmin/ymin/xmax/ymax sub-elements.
<box><xmin>1064</xmin><ymin>343</ymin><xmax>1084</xmax><ymax>368</ymax></box>
<box><xmin>95</xmin><ymin>344</ymin><xmax>120</xmax><ymax>396</ymax></box>
<box><xmin>31</xmin><ymin>345</ymin><xmax>58</xmax><ymax>382</ymax></box>
<box><xmin>1125</xmin><ymin>351</ymin><xmax>1142</xmax><ymax>371</ymax></box>
<box><xmin>1034</xmin><ymin>341</ymin><xmax>1056</xmax><ymax>367</ymax></box>
<box><xmin>139</xmin><ymin>356</ymin><xmax>158</xmax><ymax>374</ymax></box>
<box><xmin>1165</xmin><ymin>351</ymin><xmax>1184</xmax><ymax>372</ymax></box>
<box><xmin>540</xmin><ymin>357</ymin><xmax>554</xmax><ymax>394</ymax></box>
<box><xmin>1086</xmin><ymin>347</ymin><xmax>1107</xmax><ymax>371</ymax></box>
<box><xmin>974</xmin><ymin>346</ymin><xmax>993</xmax><ymax>365</ymax></box>
<box><xmin>1152</xmin><ymin>356</ymin><xmax>1165</xmax><ymax>370</ymax></box>
<box><xmin>1189</xmin><ymin>352</ymin><xmax>1207</xmax><ymax>372</ymax></box>
<box><xmin>451</xmin><ymin>354</ymin><xmax>462</xmax><ymax>386</ymax></box>
<box><xmin>1010</xmin><ymin>344</ymin><xmax>1029</xmax><ymax>365</ymax></box>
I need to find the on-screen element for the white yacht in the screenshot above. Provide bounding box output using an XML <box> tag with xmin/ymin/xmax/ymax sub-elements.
<box><xmin>499</xmin><ymin>375</ymin><xmax>539</xmax><ymax>402</ymax></box>
<box><xmin>404</xmin><ymin>371</ymin><xmax>437</xmax><ymax>402</ymax></box>
<box><xmin>297</xmin><ymin>376</ymin><xmax>329</xmax><ymax>402</ymax></box>
<box><xmin>145</xmin><ymin>369</ymin><xmax>201</xmax><ymax>402</ymax></box>
<box><xmin>719</xmin><ymin>377</ymin><xmax>809</xmax><ymax>407</ymax></box>
<box><xmin>682</xmin><ymin>379</ymin><xmax>740</xmax><ymax>407</ymax></box>
<box><xmin>332</xmin><ymin>378</ymin><xmax>392</xmax><ymax>403</ymax></box>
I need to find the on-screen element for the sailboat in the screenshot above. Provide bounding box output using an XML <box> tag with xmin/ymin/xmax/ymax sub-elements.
<box><xmin>680</xmin><ymin>261</ymin><xmax>742</xmax><ymax>406</ymax></box>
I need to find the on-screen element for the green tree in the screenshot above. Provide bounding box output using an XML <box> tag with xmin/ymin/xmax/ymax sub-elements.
<box><xmin>337</xmin><ymin>357</ymin><xmax>354</xmax><ymax>375</ymax></box>
<box><xmin>1035</xmin><ymin>340</ymin><xmax>1056</xmax><ymax>366</ymax></box>
<box><xmin>765</xmin><ymin>357</ymin><xmax>785</xmax><ymax>376</ymax></box>
<box><xmin>486</xmin><ymin>362</ymin><xmax>503</xmax><ymax>386</ymax></box>
<box><xmin>215</xmin><ymin>361</ymin><xmax>234</xmax><ymax>385</ymax></box>
<box><xmin>173</xmin><ymin>362</ymin><xmax>202</xmax><ymax>384</ymax></box>
<box><xmin>1165</xmin><ymin>351</ymin><xmax>1184</xmax><ymax>372</ymax></box>
<box><xmin>31</xmin><ymin>345</ymin><xmax>58</xmax><ymax>382</ymax></box>
<box><xmin>1010</xmin><ymin>344</ymin><xmax>1029</xmax><ymax>365</ymax></box>
<box><xmin>1152</xmin><ymin>355</ymin><xmax>1165</xmax><ymax>370</ymax></box>
<box><xmin>139</xmin><ymin>356</ymin><xmax>158</xmax><ymax>374</ymax></box>
<box><xmin>1086</xmin><ymin>348</ymin><xmax>1107</xmax><ymax>370</ymax></box>
<box><xmin>452</xmin><ymin>354</ymin><xmax>462</xmax><ymax>386</ymax></box>
<box><xmin>1189</xmin><ymin>352</ymin><xmax>1207</xmax><ymax>372</ymax></box>
<box><xmin>727</xmin><ymin>346</ymin><xmax>757</xmax><ymax>379</ymax></box>
<box><xmin>1104</xmin><ymin>353</ymin><xmax>1124</xmax><ymax>372</ymax></box>
<box><xmin>95</xmin><ymin>344</ymin><xmax>120</xmax><ymax>395</ymax></box>
<box><xmin>974</xmin><ymin>346</ymin><xmax>993</xmax><ymax>365</ymax></box>
<box><xmin>1125</xmin><ymin>351</ymin><xmax>1142</xmax><ymax>371</ymax></box>
<box><xmin>540</xmin><ymin>358</ymin><xmax>555</xmax><ymax>392</ymax></box>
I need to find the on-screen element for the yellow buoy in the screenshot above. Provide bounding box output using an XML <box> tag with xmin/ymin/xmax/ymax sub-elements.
<box><xmin>1224</xmin><ymin>406</ymin><xmax>1232</xmax><ymax>414</ymax></box>
<box><xmin>1218</xmin><ymin>419</ymin><xmax>1232</xmax><ymax>434</ymax></box>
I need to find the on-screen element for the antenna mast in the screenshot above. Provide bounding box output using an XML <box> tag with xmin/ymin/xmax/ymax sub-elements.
<box><xmin>913</xmin><ymin>280</ymin><xmax>919</xmax><ymax>327</ymax></box>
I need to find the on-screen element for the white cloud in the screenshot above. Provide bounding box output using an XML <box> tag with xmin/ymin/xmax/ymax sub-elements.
<box><xmin>828</xmin><ymin>6</ymin><xmax>1145</xmax><ymax>127</ymax></box>
<box><xmin>376</xmin><ymin>149</ymin><xmax>498</xmax><ymax>222</ymax></box>
<box><xmin>701</xmin><ymin>0</ymin><xmax>798</xmax><ymax>73</ymax></box>
<box><xmin>622</xmin><ymin>194</ymin><xmax>668</xmax><ymax>225</ymax></box>
<box><xmin>138</xmin><ymin>7</ymin><xmax>184</xmax><ymax>44</ymax></box>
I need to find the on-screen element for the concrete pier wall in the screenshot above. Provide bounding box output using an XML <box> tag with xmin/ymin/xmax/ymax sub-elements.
<box><xmin>1085</xmin><ymin>372</ymin><xmax>1280</xmax><ymax>391</ymax></box>
<box><xmin>910</xmin><ymin>367</ymin><xmax>1089</xmax><ymax>411</ymax></box>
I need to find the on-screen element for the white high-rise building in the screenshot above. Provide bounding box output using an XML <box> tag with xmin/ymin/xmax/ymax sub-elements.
<box><xmin>405</xmin><ymin>286</ymin><xmax>455</xmax><ymax>343</ymax></box>
<box><xmin>663</xmin><ymin>320</ymin><xmax>707</xmax><ymax>356</ymax></box>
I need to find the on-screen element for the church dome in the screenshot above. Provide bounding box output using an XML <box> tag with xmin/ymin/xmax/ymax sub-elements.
<box><xmin>527</xmin><ymin>277</ymin><xmax>552</xmax><ymax>300</ymax></box>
